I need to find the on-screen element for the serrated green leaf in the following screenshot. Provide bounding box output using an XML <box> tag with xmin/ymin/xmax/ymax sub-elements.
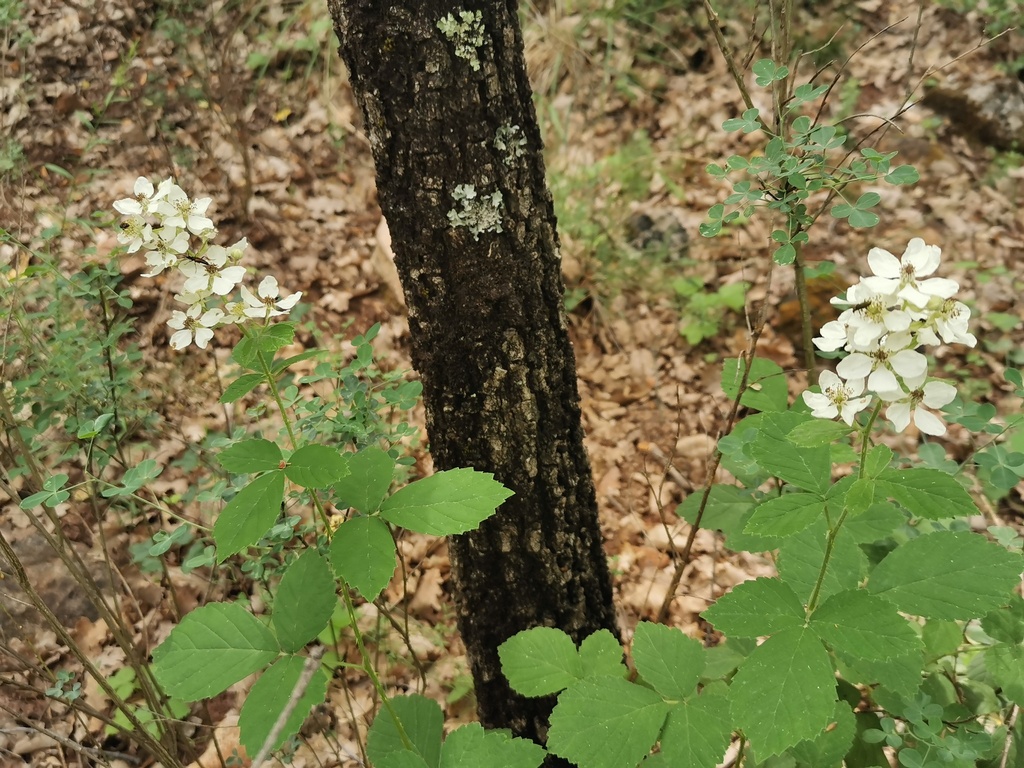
<box><xmin>843</xmin><ymin>502</ymin><xmax>906</xmax><ymax>544</ymax></box>
<box><xmin>868</xmin><ymin>532</ymin><xmax>1022</xmax><ymax>619</ymax></box>
<box><xmin>676</xmin><ymin>485</ymin><xmax>770</xmax><ymax>553</ymax></box>
<box><xmin>730</xmin><ymin>626</ymin><xmax>836</xmax><ymax>758</ymax></box>
<box><xmin>151</xmin><ymin>602</ymin><xmax>280</xmax><ymax>701</ymax></box>
<box><xmin>787</xmin><ymin>419</ymin><xmax>854</xmax><ymax>447</ymax></box>
<box><xmin>439</xmin><ymin>723</ymin><xmax>546</xmax><ymax>768</ymax></box>
<box><xmin>787</xmin><ymin>701</ymin><xmax>856</xmax><ymax>768</ymax></box>
<box><xmin>329</xmin><ymin>515</ymin><xmax>396</xmax><ymax>600</ymax></box>
<box><xmin>745</xmin><ymin>493</ymin><xmax>825</xmax><ymax>538</ymax></box>
<box><xmin>547</xmin><ymin>677</ymin><xmax>669</xmax><ymax>768</ymax></box>
<box><xmin>703</xmin><ymin>578</ymin><xmax>806</xmax><ymax>638</ymax></box>
<box><xmin>214</xmin><ymin>470</ymin><xmax>285</xmax><ymax>562</ymax></box>
<box><xmin>810</xmin><ymin>590</ymin><xmax>922</xmax><ymax>661</ymax></box>
<box><xmin>657</xmin><ymin>692</ymin><xmax>732</xmax><ymax>768</ymax></box>
<box><xmin>499</xmin><ymin>627</ymin><xmax>582</xmax><ymax>696</ymax></box>
<box><xmin>579</xmin><ymin>630</ymin><xmax>626</xmax><ymax>679</ymax></box>
<box><xmin>721</xmin><ymin>357</ymin><xmax>788</xmax><ymax>412</ymax></box>
<box><xmin>982</xmin><ymin>594</ymin><xmax>1024</xmax><ymax>644</ymax></box>
<box><xmin>380</xmin><ymin>468</ymin><xmax>513</xmax><ymax>535</ymax></box>
<box><xmin>844</xmin><ymin>478</ymin><xmax>875</xmax><ymax>517</ymax></box>
<box><xmin>239</xmin><ymin>655</ymin><xmax>328</xmax><ymax>754</ymax></box>
<box><xmin>835</xmin><ymin>647</ymin><xmax>923</xmax><ymax>701</ymax></box>
<box><xmin>221</xmin><ymin>373</ymin><xmax>264</xmax><ymax>403</ymax></box>
<box><xmin>876</xmin><ymin>468</ymin><xmax>976</xmax><ymax>520</ymax></box>
<box><xmin>749</xmin><ymin>414</ymin><xmax>831</xmax><ymax>494</ymax></box>
<box><xmin>863</xmin><ymin>444</ymin><xmax>895</xmax><ymax>477</ymax></box>
<box><xmin>367</xmin><ymin>694</ymin><xmax>443</xmax><ymax>768</ymax></box>
<box><xmin>272</xmin><ymin>550</ymin><xmax>337</xmax><ymax>652</ymax></box>
<box><xmin>632</xmin><ymin>622</ymin><xmax>705</xmax><ymax>699</ymax></box>
<box><xmin>922</xmin><ymin>619</ymin><xmax>963</xmax><ymax>659</ymax></box>
<box><xmin>285</xmin><ymin>444</ymin><xmax>348</xmax><ymax>488</ymax></box>
<box><xmin>218</xmin><ymin>439</ymin><xmax>282</xmax><ymax>474</ymax></box>
<box><xmin>985</xmin><ymin>644</ymin><xmax>1024</xmax><ymax>705</ymax></box>
<box><xmin>778</xmin><ymin>521</ymin><xmax>865</xmax><ymax>604</ymax></box>
<box><xmin>271</xmin><ymin>348</ymin><xmax>324</xmax><ymax>375</ymax></box>
<box><xmin>332</xmin><ymin>446</ymin><xmax>395</xmax><ymax>513</ymax></box>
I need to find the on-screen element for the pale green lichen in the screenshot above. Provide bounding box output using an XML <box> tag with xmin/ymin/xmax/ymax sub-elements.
<box><xmin>494</xmin><ymin>123</ymin><xmax>526</xmax><ymax>165</ymax></box>
<box><xmin>437</xmin><ymin>10</ymin><xmax>485</xmax><ymax>71</ymax></box>
<box><xmin>447</xmin><ymin>184</ymin><xmax>503</xmax><ymax>240</ymax></box>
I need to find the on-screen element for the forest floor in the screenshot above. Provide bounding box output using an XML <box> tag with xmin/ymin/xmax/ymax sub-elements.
<box><xmin>1</xmin><ymin>0</ymin><xmax>1023</xmax><ymax>765</ymax></box>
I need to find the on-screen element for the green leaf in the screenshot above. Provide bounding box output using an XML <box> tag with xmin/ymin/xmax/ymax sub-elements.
<box><xmin>238</xmin><ymin>655</ymin><xmax>328</xmax><ymax>755</ymax></box>
<box><xmin>632</xmin><ymin>622</ymin><xmax>705</xmax><ymax>699</ymax></box>
<box><xmin>745</xmin><ymin>493</ymin><xmax>825</xmax><ymax>538</ymax></box>
<box><xmin>367</xmin><ymin>694</ymin><xmax>443</xmax><ymax>768</ymax></box>
<box><xmin>749</xmin><ymin>414</ymin><xmax>831</xmax><ymax>494</ymax></box>
<box><xmin>787</xmin><ymin>419</ymin><xmax>854</xmax><ymax>447</ymax></box>
<box><xmin>863</xmin><ymin>444</ymin><xmax>895</xmax><ymax>478</ymax></box>
<box><xmin>657</xmin><ymin>692</ymin><xmax>732</xmax><ymax>768</ymax></box>
<box><xmin>380</xmin><ymin>468</ymin><xmax>513</xmax><ymax>535</ymax></box>
<box><xmin>847</xmin><ymin>209</ymin><xmax>879</xmax><ymax>228</ymax></box>
<box><xmin>676</xmin><ymin>484</ymin><xmax>769</xmax><ymax>553</ymax></box>
<box><xmin>835</xmin><ymin>647</ymin><xmax>923</xmax><ymax>701</ymax></box>
<box><xmin>778</xmin><ymin>522</ymin><xmax>865</xmax><ymax>604</ymax></box>
<box><xmin>579</xmin><ymin>630</ymin><xmax>626</xmax><ymax>679</ymax></box>
<box><xmin>332</xmin><ymin>446</ymin><xmax>395</xmax><ymax>513</ymax></box>
<box><xmin>810</xmin><ymin>590</ymin><xmax>922</xmax><ymax>661</ymax></box>
<box><xmin>329</xmin><ymin>515</ymin><xmax>396</xmax><ymax>601</ymax></box>
<box><xmin>843</xmin><ymin>502</ymin><xmax>907</xmax><ymax>544</ymax></box>
<box><xmin>876</xmin><ymin>468</ymin><xmax>976</xmax><ymax>520</ymax></box>
<box><xmin>214</xmin><ymin>470</ymin><xmax>285</xmax><ymax>562</ymax></box>
<box><xmin>730</xmin><ymin>627</ymin><xmax>836</xmax><ymax>758</ymax></box>
<box><xmin>982</xmin><ymin>594</ymin><xmax>1024</xmax><ymax>644</ymax></box>
<box><xmin>753</xmin><ymin>58</ymin><xmax>789</xmax><ymax>86</ymax></box>
<box><xmin>547</xmin><ymin>677</ymin><xmax>670</xmax><ymax>768</ymax></box>
<box><xmin>884</xmin><ymin>165</ymin><xmax>919</xmax><ymax>185</ymax></box>
<box><xmin>721</xmin><ymin>357</ymin><xmax>788</xmax><ymax>412</ymax></box>
<box><xmin>787</xmin><ymin>701</ymin><xmax>856</xmax><ymax>768</ymax></box>
<box><xmin>218</xmin><ymin>439</ymin><xmax>282</xmax><ymax>474</ymax></box>
<box><xmin>703</xmin><ymin>578</ymin><xmax>806</xmax><ymax>638</ymax></box>
<box><xmin>439</xmin><ymin>723</ymin><xmax>546</xmax><ymax>768</ymax></box>
<box><xmin>272</xmin><ymin>550</ymin><xmax>337</xmax><ymax>652</ymax></box>
<box><xmin>844</xmin><ymin>478</ymin><xmax>875</xmax><ymax>517</ymax></box>
<box><xmin>220</xmin><ymin>373</ymin><xmax>264</xmax><ymax>403</ymax></box>
<box><xmin>921</xmin><ymin>619</ymin><xmax>963</xmax><ymax>659</ymax></box>
<box><xmin>773</xmin><ymin>243</ymin><xmax>796</xmax><ymax>265</ymax></box>
<box><xmin>151</xmin><ymin>602</ymin><xmax>280</xmax><ymax>701</ymax></box>
<box><xmin>285</xmin><ymin>444</ymin><xmax>348</xmax><ymax>488</ymax></box>
<box><xmin>499</xmin><ymin>627</ymin><xmax>581</xmax><ymax>697</ymax></box>
<box><xmin>985</xmin><ymin>644</ymin><xmax>1024</xmax><ymax>706</ymax></box>
<box><xmin>868</xmin><ymin>532</ymin><xmax>1022</xmax><ymax>619</ymax></box>
<box><xmin>271</xmin><ymin>348</ymin><xmax>325</xmax><ymax>375</ymax></box>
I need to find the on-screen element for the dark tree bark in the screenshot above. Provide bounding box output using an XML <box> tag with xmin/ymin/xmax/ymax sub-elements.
<box><xmin>328</xmin><ymin>0</ymin><xmax>619</xmax><ymax>746</ymax></box>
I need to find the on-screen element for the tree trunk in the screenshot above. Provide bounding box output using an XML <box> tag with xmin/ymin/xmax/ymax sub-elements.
<box><xmin>328</xmin><ymin>0</ymin><xmax>619</xmax><ymax>747</ymax></box>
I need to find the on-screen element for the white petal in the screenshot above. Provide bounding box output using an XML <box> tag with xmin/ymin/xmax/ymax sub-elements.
<box><xmin>134</xmin><ymin>177</ymin><xmax>155</xmax><ymax>197</ymax></box>
<box><xmin>193</xmin><ymin>327</ymin><xmax>215</xmax><ymax>349</ymax></box>
<box><xmin>276</xmin><ymin>291</ymin><xmax>302</xmax><ymax>310</ymax></box>
<box><xmin>837</xmin><ymin>353</ymin><xmax>873</xmax><ymax>380</ymax></box>
<box><xmin>921</xmin><ymin>381</ymin><xmax>956</xmax><ymax>408</ymax></box>
<box><xmin>258</xmin><ymin>275</ymin><xmax>279</xmax><ymax>299</ymax></box>
<box><xmin>886</xmin><ymin>402</ymin><xmax>911</xmax><ymax>433</ymax></box>
<box><xmin>916</xmin><ymin>277</ymin><xmax>959</xmax><ymax>299</ymax></box>
<box><xmin>890</xmin><ymin>349</ymin><xmax>928</xmax><ymax>380</ymax></box>
<box><xmin>868</xmin><ymin>247</ymin><xmax>901</xmax><ymax>278</ymax></box>
<box><xmin>913</xmin><ymin>408</ymin><xmax>947</xmax><ymax>436</ymax></box>
<box><xmin>169</xmin><ymin>329</ymin><xmax>192</xmax><ymax>350</ymax></box>
<box><xmin>868</xmin><ymin>367</ymin><xmax>899</xmax><ymax>393</ymax></box>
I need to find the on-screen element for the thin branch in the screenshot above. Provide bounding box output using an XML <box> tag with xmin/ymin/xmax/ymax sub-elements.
<box><xmin>250</xmin><ymin>646</ymin><xmax>326</xmax><ymax>768</ymax></box>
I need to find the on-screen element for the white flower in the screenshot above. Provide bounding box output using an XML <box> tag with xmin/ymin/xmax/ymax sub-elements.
<box><xmin>140</xmin><ymin>227</ymin><xmax>190</xmax><ymax>276</ymax></box>
<box><xmin>167</xmin><ymin>304</ymin><xmax>224</xmax><ymax>350</ymax></box>
<box><xmin>221</xmin><ymin>300</ymin><xmax>251</xmax><ymax>325</ymax></box>
<box><xmin>929</xmin><ymin>298</ymin><xmax>977</xmax><ymax>347</ymax></box>
<box><xmin>178</xmin><ymin>246</ymin><xmax>247</xmax><ymax>295</ymax></box>
<box><xmin>802</xmin><ymin>371</ymin><xmax>872</xmax><ymax>426</ymax></box>
<box><xmin>241</xmin><ymin>276</ymin><xmax>302</xmax><ymax>318</ymax></box>
<box><xmin>861</xmin><ymin>238</ymin><xmax>959</xmax><ymax>308</ymax></box>
<box><xmin>113</xmin><ymin>176</ymin><xmax>157</xmax><ymax>217</ymax></box>
<box><xmin>882</xmin><ymin>380</ymin><xmax>957</xmax><ymax>436</ymax></box>
<box><xmin>813</xmin><ymin>319</ymin><xmax>851</xmax><ymax>352</ymax></box>
<box><xmin>835</xmin><ymin>332</ymin><xmax>928</xmax><ymax>393</ymax></box>
<box><xmin>117</xmin><ymin>215</ymin><xmax>154</xmax><ymax>253</ymax></box>
<box><xmin>154</xmin><ymin>182</ymin><xmax>215</xmax><ymax>236</ymax></box>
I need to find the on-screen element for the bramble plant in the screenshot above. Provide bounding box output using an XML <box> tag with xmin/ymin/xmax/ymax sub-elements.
<box><xmin>20</xmin><ymin>176</ymin><xmax>527</xmax><ymax>762</ymax></box>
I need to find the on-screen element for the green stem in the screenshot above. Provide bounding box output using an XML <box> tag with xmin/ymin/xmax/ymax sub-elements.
<box><xmin>340</xmin><ymin>586</ymin><xmax>414</xmax><ymax>752</ymax></box>
<box><xmin>805</xmin><ymin>401</ymin><xmax>881</xmax><ymax>614</ymax></box>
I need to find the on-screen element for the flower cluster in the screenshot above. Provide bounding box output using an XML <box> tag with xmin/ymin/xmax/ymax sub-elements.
<box><xmin>802</xmin><ymin>238</ymin><xmax>975</xmax><ymax>436</ymax></box>
<box><xmin>113</xmin><ymin>177</ymin><xmax>300</xmax><ymax>350</ymax></box>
